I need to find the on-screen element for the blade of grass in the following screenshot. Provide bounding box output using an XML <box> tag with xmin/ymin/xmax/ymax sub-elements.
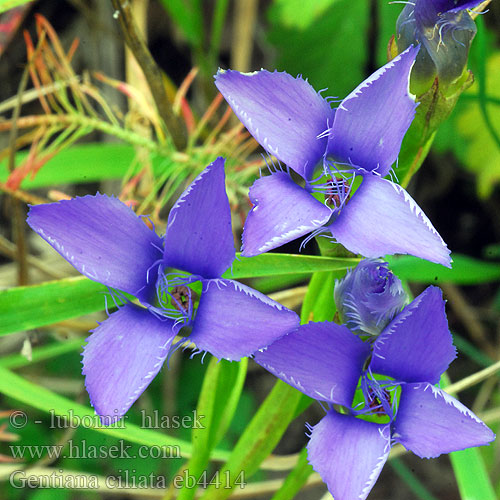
<box><xmin>0</xmin><ymin>0</ymin><xmax>32</xmax><ymax>14</ymax></box>
<box><xmin>441</xmin><ymin>373</ymin><xmax>496</xmax><ymax>500</ymax></box>
<box><xmin>0</xmin><ymin>365</ymin><xmax>231</xmax><ymax>462</ymax></box>
<box><xmin>0</xmin><ymin>338</ymin><xmax>84</xmax><ymax>369</ymax></box>
<box><xmin>386</xmin><ymin>254</ymin><xmax>500</xmax><ymax>284</ymax></box>
<box><xmin>390</xmin><ymin>458</ymin><xmax>439</xmax><ymax>500</ymax></box>
<box><xmin>0</xmin><ymin>255</ymin><xmax>358</xmax><ymax>336</ymax></box>
<box><xmin>229</xmin><ymin>254</ymin><xmax>359</xmax><ymax>280</ymax></box>
<box><xmin>450</xmin><ymin>447</ymin><xmax>497</xmax><ymax>500</ymax></box>
<box><xmin>0</xmin><ymin>276</ymin><xmax>107</xmax><ymax>337</ymax></box>
<box><xmin>176</xmin><ymin>358</ymin><xmax>248</xmax><ymax>500</ymax></box>
<box><xmin>270</xmin><ymin>447</ymin><xmax>313</xmax><ymax>500</ymax></box>
<box><xmin>199</xmin><ymin>380</ymin><xmax>303</xmax><ymax>500</ymax></box>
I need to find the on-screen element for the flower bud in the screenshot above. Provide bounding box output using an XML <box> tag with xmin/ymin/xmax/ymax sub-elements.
<box><xmin>334</xmin><ymin>259</ymin><xmax>408</xmax><ymax>336</ymax></box>
<box><xmin>396</xmin><ymin>1</ymin><xmax>480</xmax><ymax>90</ymax></box>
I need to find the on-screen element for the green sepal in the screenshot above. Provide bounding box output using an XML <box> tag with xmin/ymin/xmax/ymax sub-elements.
<box><xmin>399</xmin><ymin>70</ymin><xmax>475</xmax><ymax>187</ymax></box>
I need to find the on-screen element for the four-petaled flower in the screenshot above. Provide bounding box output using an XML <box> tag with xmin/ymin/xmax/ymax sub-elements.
<box><xmin>334</xmin><ymin>258</ymin><xmax>409</xmax><ymax>336</ymax></box>
<box><xmin>254</xmin><ymin>286</ymin><xmax>495</xmax><ymax>500</ymax></box>
<box><xmin>397</xmin><ymin>0</ymin><xmax>483</xmax><ymax>86</ymax></box>
<box><xmin>215</xmin><ymin>46</ymin><xmax>451</xmax><ymax>267</ymax></box>
<box><xmin>27</xmin><ymin>157</ymin><xmax>299</xmax><ymax>423</ymax></box>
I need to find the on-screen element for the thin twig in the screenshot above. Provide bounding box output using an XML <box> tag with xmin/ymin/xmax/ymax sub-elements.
<box><xmin>0</xmin><ymin>234</ymin><xmax>64</xmax><ymax>279</ymax></box>
<box><xmin>231</xmin><ymin>0</ymin><xmax>258</xmax><ymax>72</ymax></box>
<box><xmin>8</xmin><ymin>50</ymin><xmax>35</xmax><ymax>286</ymax></box>
<box><xmin>0</xmin><ymin>114</ymin><xmax>172</xmax><ymax>155</ymax></box>
<box><xmin>0</xmin><ymin>78</ymin><xmax>79</xmax><ymax>114</ymax></box>
<box><xmin>111</xmin><ymin>0</ymin><xmax>187</xmax><ymax>150</ymax></box>
<box><xmin>444</xmin><ymin>359</ymin><xmax>500</xmax><ymax>395</ymax></box>
<box><xmin>441</xmin><ymin>283</ymin><xmax>497</xmax><ymax>358</ymax></box>
<box><xmin>268</xmin><ymin>286</ymin><xmax>308</xmax><ymax>310</ymax></box>
<box><xmin>0</xmin><ymin>183</ymin><xmax>47</xmax><ymax>205</ymax></box>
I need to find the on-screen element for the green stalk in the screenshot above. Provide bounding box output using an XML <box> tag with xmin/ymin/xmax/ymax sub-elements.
<box><xmin>199</xmin><ymin>380</ymin><xmax>303</xmax><ymax>500</ymax></box>
<box><xmin>271</xmin><ymin>447</ymin><xmax>313</xmax><ymax>500</ymax></box>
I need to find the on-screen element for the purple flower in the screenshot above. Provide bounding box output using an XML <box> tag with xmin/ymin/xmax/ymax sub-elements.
<box><xmin>334</xmin><ymin>258</ymin><xmax>408</xmax><ymax>336</ymax></box>
<box><xmin>397</xmin><ymin>0</ymin><xmax>482</xmax><ymax>86</ymax></box>
<box><xmin>27</xmin><ymin>157</ymin><xmax>299</xmax><ymax>423</ymax></box>
<box><xmin>254</xmin><ymin>286</ymin><xmax>495</xmax><ymax>500</ymax></box>
<box><xmin>215</xmin><ymin>46</ymin><xmax>451</xmax><ymax>267</ymax></box>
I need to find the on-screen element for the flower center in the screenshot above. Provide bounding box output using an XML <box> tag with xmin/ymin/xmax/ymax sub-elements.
<box><xmin>171</xmin><ymin>285</ymin><xmax>198</xmax><ymax>312</ymax></box>
<box><xmin>366</xmin><ymin>387</ymin><xmax>392</xmax><ymax>417</ymax></box>
<box><xmin>325</xmin><ymin>176</ymin><xmax>352</xmax><ymax>208</ymax></box>
<box><xmin>151</xmin><ymin>269</ymin><xmax>201</xmax><ymax>325</ymax></box>
<box><xmin>354</xmin><ymin>373</ymin><xmax>399</xmax><ymax>424</ymax></box>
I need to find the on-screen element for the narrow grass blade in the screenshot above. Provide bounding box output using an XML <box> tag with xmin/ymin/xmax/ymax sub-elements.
<box><xmin>0</xmin><ymin>365</ymin><xmax>232</xmax><ymax>462</ymax></box>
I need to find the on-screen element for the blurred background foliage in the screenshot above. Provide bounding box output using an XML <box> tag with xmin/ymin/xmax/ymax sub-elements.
<box><xmin>0</xmin><ymin>1</ymin><xmax>499</xmax><ymax>499</ymax></box>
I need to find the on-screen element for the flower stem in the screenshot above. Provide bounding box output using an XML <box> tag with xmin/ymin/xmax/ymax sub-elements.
<box><xmin>444</xmin><ymin>359</ymin><xmax>500</xmax><ymax>396</ymax></box>
<box><xmin>110</xmin><ymin>0</ymin><xmax>187</xmax><ymax>150</ymax></box>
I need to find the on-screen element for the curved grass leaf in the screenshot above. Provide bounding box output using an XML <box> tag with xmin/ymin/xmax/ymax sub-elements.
<box><xmin>0</xmin><ymin>337</ymin><xmax>85</xmax><ymax>369</ymax></box>
<box><xmin>441</xmin><ymin>373</ymin><xmax>496</xmax><ymax>500</ymax></box>
<box><xmin>271</xmin><ymin>447</ymin><xmax>313</xmax><ymax>500</ymax></box>
<box><xmin>0</xmin><ymin>276</ymin><xmax>107</xmax><ymax>337</ymax></box>
<box><xmin>0</xmin><ymin>144</ymin><xmax>137</xmax><ymax>187</ymax></box>
<box><xmin>0</xmin><ymin>255</ymin><xmax>357</xmax><ymax>336</ymax></box>
<box><xmin>199</xmin><ymin>380</ymin><xmax>303</xmax><ymax>500</ymax></box>
<box><xmin>228</xmin><ymin>253</ymin><xmax>359</xmax><ymax>279</ymax></box>
<box><xmin>450</xmin><ymin>448</ymin><xmax>497</xmax><ymax>500</ymax></box>
<box><xmin>386</xmin><ymin>254</ymin><xmax>500</xmax><ymax>284</ymax></box>
<box><xmin>2</xmin><ymin>253</ymin><xmax>496</xmax><ymax>338</ymax></box>
<box><xmin>0</xmin><ymin>365</ymin><xmax>231</xmax><ymax>462</ymax></box>
<box><xmin>0</xmin><ymin>0</ymin><xmax>32</xmax><ymax>14</ymax></box>
<box><xmin>177</xmin><ymin>357</ymin><xmax>247</xmax><ymax>500</ymax></box>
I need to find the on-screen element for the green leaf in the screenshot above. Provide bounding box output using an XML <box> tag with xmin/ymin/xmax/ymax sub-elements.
<box><xmin>159</xmin><ymin>0</ymin><xmax>203</xmax><ymax>47</ymax></box>
<box><xmin>300</xmin><ymin>271</ymin><xmax>338</xmax><ymax>323</ymax></box>
<box><xmin>253</xmin><ymin>272</ymin><xmax>310</xmax><ymax>295</ymax></box>
<box><xmin>450</xmin><ymin>448</ymin><xmax>497</xmax><ymax>500</ymax></box>
<box><xmin>0</xmin><ymin>0</ymin><xmax>33</xmax><ymax>14</ymax></box>
<box><xmin>266</xmin><ymin>0</ymin><xmax>368</xmax><ymax>98</ymax></box>
<box><xmin>178</xmin><ymin>357</ymin><xmax>248</xmax><ymax>500</ymax></box>
<box><xmin>193</xmin><ymin>357</ymin><xmax>247</xmax><ymax>451</ymax></box>
<box><xmin>0</xmin><ymin>338</ymin><xmax>84</xmax><ymax>369</ymax></box>
<box><xmin>267</xmin><ymin>0</ymin><xmax>340</xmax><ymax>30</ymax></box>
<box><xmin>208</xmin><ymin>0</ymin><xmax>230</xmax><ymax>66</ymax></box>
<box><xmin>0</xmin><ymin>365</ymin><xmax>230</xmax><ymax>462</ymax></box>
<box><xmin>228</xmin><ymin>253</ymin><xmax>358</xmax><ymax>279</ymax></box>
<box><xmin>0</xmin><ymin>254</ymin><xmax>356</xmax><ymax>339</ymax></box>
<box><xmin>386</xmin><ymin>254</ymin><xmax>500</xmax><ymax>284</ymax></box>
<box><xmin>440</xmin><ymin>373</ymin><xmax>496</xmax><ymax>500</ymax></box>
<box><xmin>0</xmin><ymin>255</ymin><xmax>356</xmax><ymax>336</ymax></box>
<box><xmin>271</xmin><ymin>447</ymin><xmax>313</xmax><ymax>500</ymax></box>
<box><xmin>0</xmin><ymin>276</ymin><xmax>107</xmax><ymax>337</ymax></box>
<box><xmin>0</xmin><ymin>143</ymin><xmax>137</xmax><ymax>187</ymax></box>
<box><xmin>199</xmin><ymin>380</ymin><xmax>303</xmax><ymax>500</ymax></box>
